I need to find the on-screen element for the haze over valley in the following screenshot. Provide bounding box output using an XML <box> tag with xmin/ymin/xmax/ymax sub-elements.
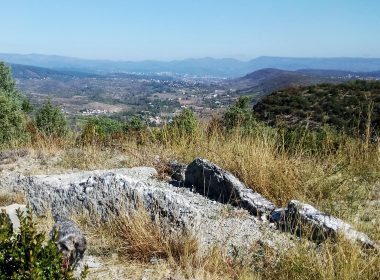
<box><xmin>2</xmin><ymin>53</ymin><xmax>380</xmax><ymax>124</ymax></box>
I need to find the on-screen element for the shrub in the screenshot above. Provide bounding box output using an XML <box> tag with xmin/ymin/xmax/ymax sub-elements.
<box><xmin>0</xmin><ymin>208</ymin><xmax>87</xmax><ymax>280</ymax></box>
<box><xmin>35</xmin><ymin>100</ymin><xmax>68</xmax><ymax>137</ymax></box>
<box><xmin>169</xmin><ymin>108</ymin><xmax>198</xmax><ymax>137</ymax></box>
<box><xmin>253</xmin><ymin>80</ymin><xmax>380</xmax><ymax>138</ymax></box>
<box><xmin>278</xmin><ymin>124</ymin><xmax>345</xmax><ymax>155</ymax></box>
<box><xmin>0</xmin><ymin>62</ymin><xmax>18</xmax><ymax>97</ymax></box>
<box><xmin>125</xmin><ymin>116</ymin><xmax>146</xmax><ymax>132</ymax></box>
<box><xmin>80</xmin><ymin>116</ymin><xmax>125</xmax><ymax>144</ymax></box>
<box><xmin>223</xmin><ymin>96</ymin><xmax>257</xmax><ymax>133</ymax></box>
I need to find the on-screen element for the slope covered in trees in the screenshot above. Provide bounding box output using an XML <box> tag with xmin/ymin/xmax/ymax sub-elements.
<box><xmin>253</xmin><ymin>80</ymin><xmax>380</xmax><ymax>136</ymax></box>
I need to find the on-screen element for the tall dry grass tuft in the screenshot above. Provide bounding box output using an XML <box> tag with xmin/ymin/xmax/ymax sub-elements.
<box><xmin>261</xmin><ymin>237</ymin><xmax>380</xmax><ymax>280</ymax></box>
<box><xmin>77</xmin><ymin>205</ymin><xmax>264</xmax><ymax>279</ymax></box>
<box><xmin>77</xmin><ymin>205</ymin><xmax>199</xmax><ymax>265</ymax></box>
<box><xmin>0</xmin><ymin>191</ymin><xmax>25</xmax><ymax>207</ymax></box>
<box><xmin>111</xmin><ymin>207</ymin><xmax>198</xmax><ymax>264</ymax></box>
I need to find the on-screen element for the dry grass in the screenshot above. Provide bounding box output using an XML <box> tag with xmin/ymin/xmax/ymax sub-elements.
<box><xmin>19</xmin><ymin>123</ymin><xmax>379</xmax><ymax>238</ymax></box>
<box><xmin>75</xmin><ymin>205</ymin><xmax>263</xmax><ymax>280</ymax></box>
<box><xmin>262</xmin><ymin>238</ymin><xmax>380</xmax><ymax>280</ymax></box>
<box><xmin>0</xmin><ymin>191</ymin><xmax>25</xmax><ymax>207</ymax></box>
<box><xmin>73</xmin><ymin>201</ymin><xmax>379</xmax><ymax>280</ymax></box>
<box><xmin>3</xmin><ymin>122</ymin><xmax>379</xmax><ymax>279</ymax></box>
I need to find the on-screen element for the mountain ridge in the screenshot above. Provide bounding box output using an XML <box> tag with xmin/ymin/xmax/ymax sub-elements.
<box><xmin>2</xmin><ymin>53</ymin><xmax>380</xmax><ymax>77</ymax></box>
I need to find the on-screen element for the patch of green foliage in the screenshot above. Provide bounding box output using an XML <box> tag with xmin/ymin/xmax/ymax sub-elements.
<box><xmin>80</xmin><ymin>116</ymin><xmax>146</xmax><ymax>144</ymax></box>
<box><xmin>0</xmin><ymin>208</ymin><xmax>87</xmax><ymax>280</ymax></box>
<box><xmin>223</xmin><ymin>96</ymin><xmax>257</xmax><ymax>134</ymax></box>
<box><xmin>220</xmin><ymin>96</ymin><xmax>348</xmax><ymax>155</ymax></box>
<box><xmin>168</xmin><ymin>108</ymin><xmax>198</xmax><ymax>137</ymax></box>
<box><xmin>35</xmin><ymin>99</ymin><xmax>68</xmax><ymax>137</ymax></box>
<box><xmin>278</xmin><ymin>124</ymin><xmax>347</xmax><ymax>156</ymax></box>
<box><xmin>126</xmin><ymin>116</ymin><xmax>146</xmax><ymax>132</ymax></box>
<box><xmin>80</xmin><ymin>116</ymin><xmax>125</xmax><ymax>144</ymax></box>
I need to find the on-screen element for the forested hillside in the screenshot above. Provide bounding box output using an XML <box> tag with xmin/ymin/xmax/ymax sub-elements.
<box><xmin>253</xmin><ymin>80</ymin><xmax>380</xmax><ymax>136</ymax></box>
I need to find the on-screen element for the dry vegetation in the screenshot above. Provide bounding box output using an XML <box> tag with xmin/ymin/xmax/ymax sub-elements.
<box><xmin>2</xmin><ymin>121</ymin><xmax>375</xmax><ymax>279</ymax></box>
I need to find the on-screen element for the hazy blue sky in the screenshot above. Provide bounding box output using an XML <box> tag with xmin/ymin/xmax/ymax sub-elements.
<box><xmin>1</xmin><ymin>0</ymin><xmax>379</xmax><ymax>60</ymax></box>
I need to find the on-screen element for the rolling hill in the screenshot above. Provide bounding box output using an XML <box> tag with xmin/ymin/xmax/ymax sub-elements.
<box><xmin>252</xmin><ymin>80</ymin><xmax>380</xmax><ymax>135</ymax></box>
<box><xmin>226</xmin><ymin>68</ymin><xmax>380</xmax><ymax>99</ymax></box>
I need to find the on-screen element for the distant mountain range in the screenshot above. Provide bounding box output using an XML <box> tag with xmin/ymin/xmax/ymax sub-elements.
<box><xmin>10</xmin><ymin>62</ymin><xmax>380</xmax><ymax>104</ymax></box>
<box><xmin>2</xmin><ymin>53</ymin><xmax>380</xmax><ymax>77</ymax></box>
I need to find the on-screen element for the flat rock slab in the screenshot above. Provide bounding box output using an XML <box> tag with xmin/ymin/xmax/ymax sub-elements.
<box><xmin>19</xmin><ymin>168</ymin><xmax>289</xmax><ymax>250</ymax></box>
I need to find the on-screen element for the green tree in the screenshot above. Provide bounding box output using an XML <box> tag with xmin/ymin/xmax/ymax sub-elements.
<box><xmin>0</xmin><ymin>62</ymin><xmax>28</xmax><ymax>107</ymax></box>
<box><xmin>0</xmin><ymin>94</ymin><xmax>28</xmax><ymax>144</ymax></box>
<box><xmin>126</xmin><ymin>116</ymin><xmax>146</xmax><ymax>132</ymax></box>
<box><xmin>36</xmin><ymin>99</ymin><xmax>68</xmax><ymax>137</ymax></box>
<box><xmin>0</xmin><ymin>62</ymin><xmax>17</xmax><ymax>94</ymax></box>
<box><xmin>0</xmin><ymin>62</ymin><xmax>29</xmax><ymax>145</ymax></box>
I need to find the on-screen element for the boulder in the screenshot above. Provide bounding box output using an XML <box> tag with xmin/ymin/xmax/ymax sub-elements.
<box><xmin>185</xmin><ymin>158</ymin><xmax>275</xmax><ymax>216</ymax></box>
<box><xmin>271</xmin><ymin>200</ymin><xmax>377</xmax><ymax>249</ymax></box>
<box><xmin>22</xmin><ymin>168</ymin><xmax>200</xmax><ymax>229</ymax></box>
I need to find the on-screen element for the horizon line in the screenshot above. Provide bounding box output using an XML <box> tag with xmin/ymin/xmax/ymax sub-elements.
<box><xmin>1</xmin><ymin>52</ymin><xmax>380</xmax><ymax>63</ymax></box>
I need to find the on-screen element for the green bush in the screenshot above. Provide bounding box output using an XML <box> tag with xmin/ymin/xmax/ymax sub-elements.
<box><xmin>35</xmin><ymin>100</ymin><xmax>68</xmax><ymax>137</ymax></box>
<box><xmin>0</xmin><ymin>209</ymin><xmax>87</xmax><ymax>280</ymax></box>
<box><xmin>278</xmin><ymin>124</ymin><xmax>345</xmax><ymax>155</ymax></box>
<box><xmin>223</xmin><ymin>96</ymin><xmax>257</xmax><ymax>133</ymax></box>
<box><xmin>80</xmin><ymin>115</ymin><xmax>147</xmax><ymax>144</ymax></box>
<box><xmin>253</xmin><ymin>80</ymin><xmax>380</xmax><ymax>138</ymax></box>
<box><xmin>169</xmin><ymin>108</ymin><xmax>198</xmax><ymax>137</ymax></box>
<box><xmin>80</xmin><ymin>116</ymin><xmax>125</xmax><ymax>144</ymax></box>
<box><xmin>0</xmin><ymin>62</ymin><xmax>30</xmax><ymax>113</ymax></box>
<box><xmin>0</xmin><ymin>62</ymin><xmax>18</xmax><ymax>97</ymax></box>
<box><xmin>126</xmin><ymin>116</ymin><xmax>146</xmax><ymax>132</ymax></box>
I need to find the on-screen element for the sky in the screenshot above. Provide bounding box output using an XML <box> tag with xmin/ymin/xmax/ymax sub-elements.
<box><xmin>1</xmin><ymin>0</ymin><xmax>380</xmax><ymax>61</ymax></box>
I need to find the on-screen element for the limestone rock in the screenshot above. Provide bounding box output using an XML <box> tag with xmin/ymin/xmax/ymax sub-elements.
<box><xmin>19</xmin><ymin>167</ymin><xmax>288</xmax><ymax>250</ymax></box>
<box><xmin>185</xmin><ymin>158</ymin><xmax>275</xmax><ymax>216</ymax></box>
<box><xmin>271</xmin><ymin>200</ymin><xmax>378</xmax><ymax>249</ymax></box>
